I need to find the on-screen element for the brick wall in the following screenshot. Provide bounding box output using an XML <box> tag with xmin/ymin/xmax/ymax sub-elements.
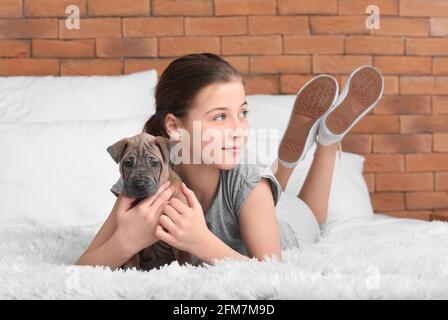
<box><xmin>0</xmin><ymin>0</ymin><xmax>447</xmax><ymax>220</ymax></box>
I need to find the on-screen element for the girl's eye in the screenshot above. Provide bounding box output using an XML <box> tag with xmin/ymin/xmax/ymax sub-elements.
<box><xmin>240</xmin><ymin>109</ymin><xmax>249</xmax><ymax>118</ymax></box>
<box><xmin>213</xmin><ymin>114</ymin><xmax>226</xmax><ymax>121</ymax></box>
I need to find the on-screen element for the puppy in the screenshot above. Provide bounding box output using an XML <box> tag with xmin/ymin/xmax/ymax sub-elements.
<box><xmin>107</xmin><ymin>132</ymin><xmax>203</xmax><ymax>271</ymax></box>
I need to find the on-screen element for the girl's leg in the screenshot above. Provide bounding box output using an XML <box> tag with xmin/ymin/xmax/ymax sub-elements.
<box><xmin>271</xmin><ymin>141</ymin><xmax>339</xmax><ymax>225</ymax></box>
<box><xmin>297</xmin><ymin>142</ymin><xmax>338</xmax><ymax>224</ymax></box>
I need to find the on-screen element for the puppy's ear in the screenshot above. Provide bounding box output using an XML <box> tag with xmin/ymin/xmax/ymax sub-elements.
<box><xmin>107</xmin><ymin>137</ymin><xmax>130</xmax><ymax>164</ymax></box>
<box><xmin>154</xmin><ymin>136</ymin><xmax>177</xmax><ymax>164</ymax></box>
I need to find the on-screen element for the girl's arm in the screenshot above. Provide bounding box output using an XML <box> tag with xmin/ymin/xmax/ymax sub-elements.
<box><xmin>75</xmin><ymin>195</ymin><xmax>135</xmax><ymax>270</ymax></box>
<box><xmin>192</xmin><ymin>179</ymin><xmax>282</xmax><ymax>265</ymax></box>
<box><xmin>75</xmin><ymin>231</ymin><xmax>135</xmax><ymax>270</ymax></box>
<box><xmin>238</xmin><ymin>178</ymin><xmax>283</xmax><ymax>261</ymax></box>
<box><xmin>194</xmin><ymin>231</ymin><xmax>252</xmax><ymax>265</ymax></box>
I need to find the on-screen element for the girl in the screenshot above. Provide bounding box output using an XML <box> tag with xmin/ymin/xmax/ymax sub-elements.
<box><xmin>76</xmin><ymin>53</ymin><xmax>383</xmax><ymax>270</ymax></box>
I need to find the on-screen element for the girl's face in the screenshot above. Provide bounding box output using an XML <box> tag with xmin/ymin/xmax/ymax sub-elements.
<box><xmin>175</xmin><ymin>79</ymin><xmax>249</xmax><ymax>170</ymax></box>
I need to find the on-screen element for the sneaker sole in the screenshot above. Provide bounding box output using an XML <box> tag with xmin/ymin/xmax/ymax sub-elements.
<box><xmin>326</xmin><ymin>66</ymin><xmax>383</xmax><ymax>135</ymax></box>
<box><xmin>279</xmin><ymin>77</ymin><xmax>337</xmax><ymax>164</ymax></box>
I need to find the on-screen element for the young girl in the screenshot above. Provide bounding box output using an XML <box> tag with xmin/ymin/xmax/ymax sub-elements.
<box><xmin>76</xmin><ymin>53</ymin><xmax>383</xmax><ymax>270</ymax></box>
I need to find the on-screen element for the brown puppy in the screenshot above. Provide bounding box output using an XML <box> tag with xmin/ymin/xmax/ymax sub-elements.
<box><xmin>107</xmin><ymin>132</ymin><xmax>203</xmax><ymax>271</ymax></box>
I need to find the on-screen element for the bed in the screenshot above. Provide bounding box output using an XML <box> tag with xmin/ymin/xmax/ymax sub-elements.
<box><xmin>1</xmin><ymin>70</ymin><xmax>447</xmax><ymax>299</ymax></box>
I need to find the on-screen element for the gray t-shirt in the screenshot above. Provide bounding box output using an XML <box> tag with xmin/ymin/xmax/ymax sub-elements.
<box><xmin>110</xmin><ymin>161</ymin><xmax>285</xmax><ymax>257</ymax></box>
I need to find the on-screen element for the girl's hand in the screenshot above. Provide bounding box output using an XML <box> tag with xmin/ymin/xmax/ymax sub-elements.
<box><xmin>114</xmin><ymin>181</ymin><xmax>175</xmax><ymax>255</ymax></box>
<box><xmin>156</xmin><ymin>182</ymin><xmax>212</xmax><ymax>256</ymax></box>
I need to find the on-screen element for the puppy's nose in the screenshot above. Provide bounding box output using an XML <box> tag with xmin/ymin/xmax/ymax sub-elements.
<box><xmin>132</xmin><ymin>179</ymin><xmax>148</xmax><ymax>191</ymax></box>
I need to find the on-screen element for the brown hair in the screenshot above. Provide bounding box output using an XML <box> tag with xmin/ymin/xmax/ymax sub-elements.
<box><xmin>143</xmin><ymin>52</ymin><xmax>243</xmax><ymax>138</ymax></box>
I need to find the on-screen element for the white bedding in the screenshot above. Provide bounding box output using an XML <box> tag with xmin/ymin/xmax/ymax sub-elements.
<box><xmin>1</xmin><ymin>72</ymin><xmax>446</xmax><ymax>299</ymax></box>
<box><xmin>1</xmin><ymin>213</ymin><xmax>447</xmax><ymax>299</ymax></box>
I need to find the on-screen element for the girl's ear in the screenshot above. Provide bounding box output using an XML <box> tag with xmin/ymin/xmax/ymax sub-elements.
<box><xmin>107</xmin><ymin>137</ymin><xmax>130</xmax><ymax>164</ymax></box>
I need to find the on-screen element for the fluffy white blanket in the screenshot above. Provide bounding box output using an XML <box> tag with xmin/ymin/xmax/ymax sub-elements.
<box><xmin>1</xmin><ymin>214</ymin><xmax>447</xmax><ymax>299</ymax></box>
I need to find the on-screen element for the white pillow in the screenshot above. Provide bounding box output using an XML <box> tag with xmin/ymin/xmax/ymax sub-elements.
<box><xmin>245</xmin><ymin>94</ymin><xmax>374</xmax><ymax>226</ymax></box>
<box><xmin>284</xmin><ymin>143</ymin><xmax>374</xmax><ymax>226</ymax></box>
<box><xmin>0</xmin><ymin>70</ymin><xmax>157</xmax><ymax>123</ymax></box>
<box><xmin>0</xmin><ymin>116</ymin><xmax>150</xmax><ymax>227</ymax></box>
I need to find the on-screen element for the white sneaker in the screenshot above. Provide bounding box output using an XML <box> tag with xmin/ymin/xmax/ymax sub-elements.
<box><xmin>278</xmin><ymin>74</ymin><xmax>339</xmax><ymax>168</ymax></box>
<box><xmin>316</xmin><ymin>65</ymin><xmax>384</xmax><ymax>161</ymax></box>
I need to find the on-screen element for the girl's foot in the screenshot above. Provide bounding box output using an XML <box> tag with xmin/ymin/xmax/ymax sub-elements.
<box><xmin>278</xmin><ymin>75</ymin><xmax>338</xmax><ymax>169</ymax></box>
<box><xmin>316</xmin><ymin>65</ymin><xmax>384</xmax><ymax>159</ymax></box>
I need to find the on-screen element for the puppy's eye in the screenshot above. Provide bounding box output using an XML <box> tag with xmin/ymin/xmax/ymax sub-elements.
<box><xmin>151</xmin><ymin>160</ymin><xmax>160</xmax><ymax>167</ymax></box>
<box><xmin>123</xmin><ymin>159</ymin><xmax>133</xmax><ymax>167</ymax></box>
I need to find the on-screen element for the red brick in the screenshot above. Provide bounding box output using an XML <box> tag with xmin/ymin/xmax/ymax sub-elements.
<box><xmin>311</xmin><ymin>16</ymin><xmax>367</xmax><ymax>34</ymax></box>
<box><xmin>249</xmin><ymin>55</ymin><xmax>311</xmax><ymax>74</ymax></box>
<box><xmin>152</xmin><ymin>0</ymin><xmax>213</xmax><ymax>16</ymax></box>
<box><xmin>370</xmin><ymin>18</ymin><xmax>429</xmax><ymax>36</ymax></box>
<box><xmin>373</xmin><ymin>95</ymin><xmax>431</xmax><ymax>114</ymax></box>
<box><xmin>222</xmin><ymin>35</ymin><xmax>282</xmax><ymax>55</ymax></box>
<box><xmin>406</xmin><ymin>38</ymin><xmax>448</xmax><ymax>56</ymax></box>
<box><xmin>59</xmin><ymin>18</ymin><xmax>121</xmax><ymax>39</ymax></box>
<box><xmin>284</xmin><ymin>35</ymin><xmax>343</xmax><ymax>54</ymax></box>
<box><xmin>244</xmin><ymin>75</ymin><xmax>278</xmax><ymax>94</ymax></box>
<box><xmin>280</xmin><ymin>75</ymin><xmax>314</xmax><ymax>94</ymax></box>
<box><xmin>434</xmin><ymin>134</ymin><xmax>448</xmax><ymax>152</ymax></box>
<box><xmin>124</xmin><ymin>58</ymin><xmax>171</xmax><ymax>75</ymax></box>
<box><xmin>32</xmin><ymin>39</ymin><xmax>93</xmax><ymax>58</ymax></box>
<box><xmin>376</xmin><ymin>172</ymin><xmax>433</xmax><ymax>191</ymax></box>
<box><xmin>406</xmin><ymin>154</ymin><xmax>448</xmax><ymax>172</ymax></box>
<box><xmin>25</xmin><ymin>0</ymin><xmax>86</xmax><ymax>17</ymax></box>
<box><xmin>249</xmin><ymin>16</ymin><xmax>308</xmax><ymax>35</ymax></box>
<box><xmin>433</xmin><ymin>96</ymin><xmax>448</xmax><ymax>114</ymax></box>
<box><xmin>313</xmin><ymin>55</ymin><xmax>372</xmax><ymax>74</ymax></box>
<box><xmin>373</xmin><ymin>134</ymin><xmax>432</xmax><ymax>153</ymax></box>
<box><xmin>61</xmin><ymin>59</ymin><xmax>122</xmax><ymax>75</ymax></box>
<box><xmin>0</xmin><ymin>40</ymin><xmax>29</xmax><ymax>57</ymax></box>
<box><xmin>339</xmin><ymin>0</ymin><xmax>398</xmax><ymax>15</ymax></box>
<box><xmin>0</xmin><ymin>58</ymin><xmax>59</xmax><ymax>75</ymax></box>
<box><xmin>0</xmin><ymin>0</ymin><xmax>22</xmax><ymax>17</ymax></box>
<box><xmin>363</xmin><ymin>154</ymin><xmax>405</xmax><ymax>172</ymax></box>
<box><xmin>434</xmin><ymin>58</ymin><xmax>448</xmax><ymax>75</ymax></box>
<box><xmin>435</xmin><ymin>172</ymin><xmax>448</xmax><ymax>190</ymax></box>
<box><xmin>186</xmin><ymin>17</ymin><xmax>247</xmax><ymax>36</ymax></box>
<box><xmin>363</xmin><ymin>173</ymin><xmax>375</xmax><ymax>192</ymax></box>
<box><xmin>374</xmin><ymin>56</ymin><xmax>431</xmax><ymax>75</ymax></box>
<box><xmin>88</xmin><ymin>0</ymin><xmax>149</xmax><ymax>16</ymax></box>
<box><xmin>401</xmin><ymin>77</ymin><xmax>448</xmax><ymax>95</ymax></box>
<box><xmin>0</xmin><ymin>19</ymin><xmax>57</xmax><ymax>39</ymax></box>
<box><xmin>341</xmin><ymin>134</ymin><xmax>373</xmax><ymax>153</ymax></box>
<box><xmin>223</xmin><ymin>56</ymin><xmax>250</xmax><ymax>74</ymax></box>
<box><xmin>382</xmin><ymin>210</ymin><xmax>430</xmax><ymax>220</ymax></box>
<box><xmin>345</xmin><ymin>36</ymin><xmax>404</xmax><ymax>55</ymax></box>
<box><xmin>278</xmin><ymin>0</ymin><xmax>337</xmax><ymax>14</ymax></box>
<box><xmin>400</xmin><ymin>0</ymin><xmax>448</xmax><ymax>17</ymax></box>
<box><xmin>351</xmin><ymin>115</ymin><xmax>400</xmax><ymax>134</ymax></box>
<box><xmin>215</xmin><ymin>0</ymin><xmax>276</xmax><ymax>16</ymax></box>
<box><xmin>159</xmin><ymin>37</ymin><xmax>220</xmax><ymax>57</ymax></box>
<box><xmin>383</xmin><ymin>76</ymin><xmax>399</xmax><ymax>95</ymax></box>
<box><xmin>430</xmin><ymin>18</ymin><xmax>448</xmax><ymax>36</ymax></box>
<box><xmin>401</xmin><ymin>115</ymin><xmax>448</xmax><ymax>133</ymax></box>
<box><xmin>96</xmin><ymin>38</ymin><xmax>157</xmax><ymax>58</ymax></box>
<box><xmin>371</xmin><ymin>193</ymin><xmax>405</xmax><ymax>211</ymax></box>
<box><xmin>123</xmin><ymin>18</ymin><xmax>183</xmax><ymax>37</ymax></box>
<box><xmin>406</xmin><ymin>192</ymin><xmax>448</xmax><ymax>210</ymax></box>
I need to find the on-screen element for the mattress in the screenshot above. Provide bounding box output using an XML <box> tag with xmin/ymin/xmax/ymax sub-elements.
<box><xmin>1</xmin><ymin>213</ymin><xmax>447</xmax><ymax>299</ymax></box>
